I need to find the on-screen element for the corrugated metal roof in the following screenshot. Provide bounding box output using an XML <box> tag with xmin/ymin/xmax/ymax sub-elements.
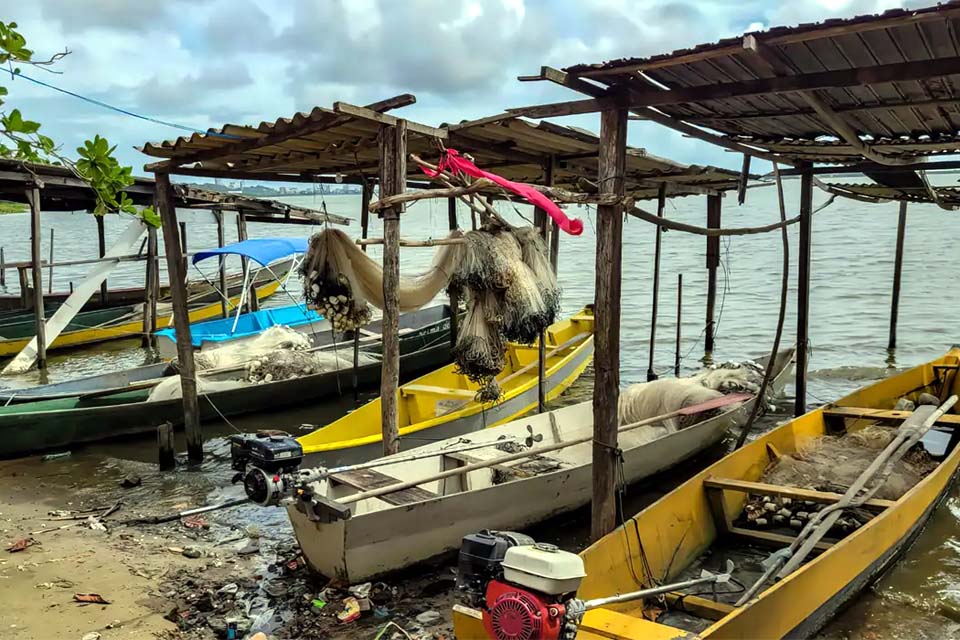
<box><xmin>561</xmin><ymin>3</ymin><xmax>960</xmax><ymax>159</ymax></box>
<box><xmin>818</xmin><ymin>180</ymin><xmax>960</xmax><ymax>207</ymax></box>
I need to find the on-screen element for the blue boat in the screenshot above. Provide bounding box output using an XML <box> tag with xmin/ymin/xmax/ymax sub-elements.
<box><xmin>157</xmin><ymin>237</ymin><xmax>327</xmax><ymax>357</ymax></box>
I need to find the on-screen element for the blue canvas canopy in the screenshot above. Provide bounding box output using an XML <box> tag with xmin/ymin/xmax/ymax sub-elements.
<box><xmin>192</xmin><ymin>238</ymin><xmax>308</xmax><ymax>267</ymax></box>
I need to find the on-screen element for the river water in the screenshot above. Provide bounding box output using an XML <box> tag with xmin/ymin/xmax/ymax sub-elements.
<box><xmin>1</xmin><ymin>178</ymin><xmax>960</xmax><ymax>637</ymax></box>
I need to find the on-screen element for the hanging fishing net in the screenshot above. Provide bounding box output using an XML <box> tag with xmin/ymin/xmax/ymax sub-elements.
<box><xmin>762</xmin><ymin>425</ymin><xmax>937</xmax><ymax>501</ymax></box>
<box><xmin>245</xmin><ymin>349</ymin><xmax>380</xmax><ymax>383</ymax></box>
<box><xmin>299</xmin><ymin>228</ymin><xmax>463</xmax><ymax>332</ymax></box>
<box><xmin>299</xmin><ymin>224</ymin><xmax>562</xmax><ymax>400</ymax></box>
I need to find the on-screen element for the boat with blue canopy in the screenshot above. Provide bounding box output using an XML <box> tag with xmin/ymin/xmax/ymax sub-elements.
<box><xmin>157</xmin><ymin>237</ymin><xmax>326</xmax><ymax>358</ymax></box>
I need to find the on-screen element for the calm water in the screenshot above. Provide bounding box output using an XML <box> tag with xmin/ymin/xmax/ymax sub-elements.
<box><xmin>2</xmin><ymin>179</ymin><xmax>960</xmax><ymax>636</ymax></box>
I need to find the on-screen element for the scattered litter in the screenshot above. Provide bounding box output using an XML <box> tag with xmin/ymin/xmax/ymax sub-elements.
<box><xmin>218</xmin><ymin>583</ymin><xmax>239</xmax><ymax>595</ymax></box>
<box><xmin>235</xmin><ymin>540</ymin><xmax>260</xmax><ymax>556</ymax></box>
<box><xmin>6</xmin><ymin>537</ymin><xmax>35</xmax><ymax>553</ymax></box>
<box><xmin>36</xmin><ymin>579</ymin><xmax>74</xmax><ymax>590</ymax></box>
<box><xmin>349</xmin><ymin>582</ymin><xmax>372</xmax><ymax>598</ymax></box>
<box><xmin>311</xmin><ymin>599</ymin><xmax>326</xmax><ymax>610</ymax></box>
<box><xmin>74</xmin><ymin>593</ymin><xmax>111</xmax><ymax>605</ymax></box>
<box><xmin>245</xmin><ymin>523</ymin><xmax>261</xmax><ymax>539</ymax></box>
<box><xmin>416</xmin><ymin>610</ymin><xmax>442</xmax><ymax>626</ymax></box>
<box><xmin>167</xmin><ymin>546</ymin><xmax>185</xmax><ymax>554</ymax></box>
<box><xmin>182</xmin><ymin>515</ymin><xmax>209</xmax><ymax>529</ymax></box>
<box><xmin>87</xmin><ymin>516</ymin><xmax>107</xmax><ymax>532</ymax></box>
<box><xmin>81</xmin><ymin>633</ymin><xmax>101</xmax><ymax>640</ymax></box>
<box><xmin>119</xmin><ymin>475</ymin><xmax>141</xmax><ymax>489</ymax></box>
<box><xmin>41</xmin><ymin>452</ymin><xmax>71</xmax><ymax>461</ymax></box>
<box><xmin>338</xmin><ymin>596</ymin><xmax>362</xmax><ymax>624</ymax></box>
<box><xmin>181</xmin><ymin>547</ymin><xmax>202</xmax><ymax>559</ymax></box>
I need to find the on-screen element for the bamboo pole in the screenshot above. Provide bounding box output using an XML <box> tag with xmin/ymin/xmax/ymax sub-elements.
<box><xmin>27</xmin><ymin>187</ymin><xmax>46</xmax><ymax>369</ymax></box>
<box><xmin>592</xmin><ymin>107</ymin><xmax>627</xmax><ymax>542</ymax></box>
<box><xmin>647</xmin><ymin>183</ymin><xmax>666</xmax><ymax>381</ymax></box>
<box><xmin>795</xmin><ymin>164</ymin><xmax>813</xmax><ymax>417</ymax></box>
<box><xmin>47</xmin><ymin>227</ymin><xmax>54</xmax><ymax>294</ymax></box>
<box><xmin>96</xmin><ymin>214</ymin><xmax>107</xmax><ymax>304</ymax></box>
<box><xmin>340</xmin><ymin>393</ymin><xmax>747</xmax><ymax>506</ymax></box>
<box><xmin>379</xmin><ymin>120</ymin><xmax>407</xmax><ymax>456</ymax></box>
<box><xmin>705</xmin><ymin>194</ymin><xmax>721</xmax><ymax>354</ymax></box>
<box><xmin>888</xmin><ymin>201</ymin><xmax>908</xmax><ymax>351</ymax></box>
<box><xmin>156</xmin><ymin>173</ymin><xmax>203</xmax><ymax>462</ymax></box>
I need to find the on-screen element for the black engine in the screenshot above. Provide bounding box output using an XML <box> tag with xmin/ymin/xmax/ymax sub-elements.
<box><xmin>229</xmin><ymin>434</ymin><xmax>304</xmax><ymax>505</ymax></box>
<box><xmin>456</xmin><ymin>530</ymin><xmax>535</xmax><ymax>606</ymax></box>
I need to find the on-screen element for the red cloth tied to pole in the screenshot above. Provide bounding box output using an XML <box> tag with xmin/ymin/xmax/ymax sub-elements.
<box><xmin>418</xmin><ymin>149</ymin><xmax>584</xmax><ymax>236</ymax></box>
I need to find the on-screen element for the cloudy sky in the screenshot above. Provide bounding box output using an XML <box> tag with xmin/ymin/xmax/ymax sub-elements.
<box><xmin>4</xmin><ymin>0</ymin><xmax>916</xmax><ymax>178</ymax></box>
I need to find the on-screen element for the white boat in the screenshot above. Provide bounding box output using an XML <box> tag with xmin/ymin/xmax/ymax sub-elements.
<box><xmin>286</xmin><ymin>349</ymin><xmax>796</xmax><ymax>583</ymax></box>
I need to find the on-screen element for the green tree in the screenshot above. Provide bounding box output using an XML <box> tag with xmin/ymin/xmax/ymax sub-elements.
<box><xmin>0</xmin><ymin>20</ymin><xmax>158</xmax><ymax>226</ymax></box>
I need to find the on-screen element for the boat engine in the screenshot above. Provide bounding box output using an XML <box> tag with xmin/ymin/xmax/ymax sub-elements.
<box><xmin>229</xmin><ymin>434</ymin><xmax>304</xmax><ymax>506</ymax></box>
<box><xmin>457</xmin><ymin>532</ymin><xmax>585</xmax><ymax>640</ymax></box>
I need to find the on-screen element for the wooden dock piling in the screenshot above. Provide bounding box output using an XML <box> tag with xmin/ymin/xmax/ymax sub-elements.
<box><xmin>0</xmin><ymin>247</ymin><xmax>5</xmax><ymax>287</ymax></box>
<box><xmin>795</xmin><ymin>164</ymin><xmax>814</xmax><ymax>417</ymax></box>
<box><xmin>647</xmin><ymin>183</ymin><xmax>666</xmax><ymax>381</ymax></box>
<box><xmin>156</xmin><ymin>172</ymin><xmax>203</xmax><ymax>462</ymax></box>
<box><xmin>704</xmin><ymin>193</ymin><xmax>721</xmax><ymax>354</ymax></box>
<box><xmin>378</xmin><ymin>120</ymin><xmax>407</xmax><ymax>456</ymax></box>
<box><xmin>447</xmin><ymin>197</ymin><xmax>460</xmax><ymax>350</ymax></box>
<box><xmin>888</xmin><ymin>201</ymin><xmax>908</xmax><ymax>351</ymax></box>
<box><xmin>216</xmin><ymin>212</ymin><xmax>229</xmax><ymax>319</ymax></box>
<box><xmin>675</xmin><ymin>273</ymin><xmax>683</xmax><ymax>377</ymax></box>
<box><xmin>157</xmin><ymin>422</ymin><xmax>175</xmax><ymax>471</ymax></box>
<box><xmin>592</xmin><ymin>107</ymin><xmax>627</xmax><ymax>542</ymax></box>
<box><xmin>27</xmin><ymin>187</ymin><xmax>47</xmax><ymax>369</ymax></box>
<box><xmin>96</xmin><ymin>215</ymin><xmax>107</xmax><ymax>304</ymax></box>
<box><xmin>142</xmin><ymin>225</ymin><xmax>158</xmax><ymax>348</ymax></box>
<box><xmin>47</xmin><ymin>228</ymin><xmax>54</xmax><ymax>294</ymax></box>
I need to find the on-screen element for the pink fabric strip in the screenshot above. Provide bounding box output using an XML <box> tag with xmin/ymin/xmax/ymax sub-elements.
<box><xmin>419</xmin><ymin>149</ymin><xmax>584</xmax><ymax>236</ymax></box>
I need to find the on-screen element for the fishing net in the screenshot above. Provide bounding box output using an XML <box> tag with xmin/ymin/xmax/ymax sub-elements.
<box><xmin>300</xmin><ymin>224</ymin><xmax>561</xmax><ymax>399</ymax></box>
<box><xmin>692</xmin><ymin>360</ymin><xmax>765</xmax><ymax>395</ymax></box>
<box><xmin>763</xmin><ymin>425</ymin><xmax>938</xmax><ymax>501</ymax></box>
<box><xmin>147</xmin><ymin>376</ymin><xmax>248</xmax><ymax>402</ymax></box>
<box><xmin>245</xmin><ymin>350</ymin><xmax>379</xmax><ymax>383</ymax></box>
<box><xmin>299</xmin><ymin>228</ymin><xmax>463</xmax><ymax>332</ymax></box>
<box><xmin>618</xmin><ymin>379</ymin><xmax>725</xmax><ymax>432</ymax></box>
<box><xmin>191</xmin><ymin>326</ymin><xmax>312</xmax><ymax>371</ymax></box>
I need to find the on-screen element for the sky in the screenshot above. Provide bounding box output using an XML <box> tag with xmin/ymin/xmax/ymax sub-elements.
<box><xmin>2</xmin><ymin>0</ymin><xmax>920</xmax><ymax>180</ymax></box>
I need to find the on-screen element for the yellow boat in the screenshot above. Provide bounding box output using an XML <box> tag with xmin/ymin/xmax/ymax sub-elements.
<box><xmin>454</xmin><ymin>347</ymin><xmax>960</xmax><ymax>639</ymax></box>
<box><xmin>297</xmin><ymin>307</ymin><xmax>595</xmax><ymax>467</ymax></box>
<box><xmin>0</xmin><ymin>275</ymin><xmax>283</xmax><ymax>358</ymax></box>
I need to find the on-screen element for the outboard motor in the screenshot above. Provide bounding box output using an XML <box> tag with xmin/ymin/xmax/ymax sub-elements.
<box><xmin>229</xmin><ymin>434</ymin><xmax>304</xmax><ymax>505</ymax></box>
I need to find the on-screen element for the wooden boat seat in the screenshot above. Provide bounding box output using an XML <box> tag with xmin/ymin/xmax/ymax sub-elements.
<box><xmin>823</xmin><ymin>406</ymin><xmax>960</xmax><ymax>427</ymax></box>
<box><xmin>329</xmin><ymin>468</ymin><xmax>437</xmax><ymax>506</ymax></box>
<box><xmin>704</xmin><ymin>478</ymin><xmax>896</xmax><ymax>511</ymax></box>
<box><xmin>401</xmin><ymin>384</ymin><xmax>476</xmax><ymax>399</ymax></box>
<box><xmin>444</xmin><ymin>450</ymin><xmax>536</xmax><ymax>478</ymax></box>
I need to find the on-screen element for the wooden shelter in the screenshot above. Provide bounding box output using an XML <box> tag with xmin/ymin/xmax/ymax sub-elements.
<box><xmin>139</xmin><ymin>93</ymin><xmax>746</xmax><ymax>465</ymax></box>
<box><xmin>511</xmin><ymin>2</ymin><xmax>960</xmax><ymax>539</ymax></box>
<box><xmin>0</xmin><ymin>159</ymin><xmax>346</xmax><ymax>371</ymax></box>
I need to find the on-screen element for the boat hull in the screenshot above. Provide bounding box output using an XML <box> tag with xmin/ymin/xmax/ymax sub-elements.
<box><xmin>288</xmin><ymin>350</ymin><xmax>795</xmax><ymax>582</ymax></box>
<box><xmin>0</xmin><ymin>318</ymin><xmax>454</xmax><ymax>458</ymax></box>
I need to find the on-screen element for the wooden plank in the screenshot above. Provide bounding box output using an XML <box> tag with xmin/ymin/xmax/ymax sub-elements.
<box><xmin>592</xmin><ymin>107</ymin><xmax>627</xmax><ymax>542</ymax></box>
<box><xmin>334</xmin><ymin>102</ymin><xmax>447</xmax><ymax>139</ymax></box>
<box><xmin>663</xmin><ymin>593</ymin><xmax>734</xmax><ymax>621</ymax></box>
<box><xmin>823</xmin><ymin>406</ymin><xmax>960</xmax><ymax>426</ymax></box>
<box><xmin>443</xmin><ymin>451</ymin><xmax>536</xmax><ymax>479</ymax></box>
<box><xmin>330</xmin><ymin>468</ymin><xmax>436</xmax><ymax>506</ymax></box>
<box><xmin>27</xmin><ymin>187</ymin><xmax>46</xmax><ymax>369</ymax></box>
<box><xmin>379</xmin><ymin>120</ymin><xmax>407</xmax><ymax>456</ymax></box>
<box><xmin>728</xmin><ymin>525</ymin><xmax>834</xmax><ymax>552</ymax></box>
<box><xmin>401</xmin><ymin>384</ymin><xmax>476</xmax><ymax>399</ymax></box>
<box><xmin>512</xmin><ymin>56</ymin><xmax>960</xmax><ymax>116</ymax></box>
<box><xmin>156</xmin><ymin>172</ymin><xmax>203</xmax><ymax>463</ymax></box>
<box><xmin>704</xmin><ymin>478</ymin><xmax>896</xmax><ymax>511</ymax></box>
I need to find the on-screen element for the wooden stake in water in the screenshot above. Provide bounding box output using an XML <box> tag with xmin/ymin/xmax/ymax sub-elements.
<box><xmin>1</xmin><ymin>246</ymin><xmax>6</xmax><ymax>287</ymax></box>
<box><xmin>47</xmin><ymin>228</ymin><xmax>54</xmax><ymax>294</ymax></box>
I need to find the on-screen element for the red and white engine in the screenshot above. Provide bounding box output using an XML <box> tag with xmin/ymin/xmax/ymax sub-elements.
<box><xmin>456</xmin><ymin>531</ymin><xmax>586</xmax><ymax>640</ymax></box>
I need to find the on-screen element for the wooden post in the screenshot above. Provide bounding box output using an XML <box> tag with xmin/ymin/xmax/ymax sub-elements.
<box><xmin>179</xmin><ymin>221</ymin><xmax>188</xmax><ymax>286</ymax></box>
<box><xmin>888</xmin><ymin>201</ymin><xmax>908</xmax><ymax>351</ymax></box>
<box><xmin>142</xmin><ymin>225</ymin><xmax>158</xmax><ymax>347</ymax></box>
<box><xmin>536</xmin><ymin>157</ymin><xmax>556</xmax><ymax>412</ymax></box>
<box><xmin>795</xmin><ymin>164</ymin><xmax>814</xmax><ymax>417</ymax></box>
<box><xmin>447</xmin><ymin>197</ymin><xmax>460</xmax><ymax>350</ymax></box>
<box><xmin>236</xmin><ymin>211</ymin><xmax>258</xmax><ymax>312</ymax></box>
<box><xmin>704</xmin><ymin>194</ymin><xmax>721</xmax><ymax>354</ymax></box>
<box><xmin>675</xmin><ymin>273</ymin><xmax>683</xmax><ymax>377</ymax></box>
<box><xmin>737</xmin><ymin>154</ymin><xmax>751</xmax><ymax>206</ymax></box>
<box><xmin>216</xmin><ymin>212</ymin><xmax>229</xmax><ymax>319</ymax></box>
<box><xmin>0</xmin><ymin>247</ymin><xmax>5</xmax><ymax>286</ymax></box>
<box><xmin>47</xmin><ymin>227</ymin><xmax>54</xmax><ymax>294</ymax></box>
<box><xmin>18</xmin><ymin>266</ymin><xmax>29</xmax><ymax>309</ymax></box>
<box><xmin>647</xmin><ymin>183</ymin><xmax>667</xmax><ymax>381</ymax></box>
<box><xmin>360</xmin><ymin>179</ymin><xmax>372</xmax><ymax>251</ymax></box>
<box><xmin>592</xmin><ymin>107</ymin><xmax>627</xmax><ymax>542</ymax></box>
<box><xmin>157</xmin><ymin>422</ymin><xmax>175</xmax><ymax>471</ymax></box>
<box><xmin>379</xmin><ymin>120</ymin><xmax>407</xmax><ymax>456</ymax></box>
<box><xmin>156</xmin><ymin>173</ymin><xmax>203</xmax><ymax>462</ymax></box>
<box><xmin>96</xmin><ymin>214</ymin><xmax>107</xmax><ymax>304</ymax></box>
<box><xmin>27</xmin><ymin>187</ymin><xmax>47</xmax><ymax>369</ymax></box>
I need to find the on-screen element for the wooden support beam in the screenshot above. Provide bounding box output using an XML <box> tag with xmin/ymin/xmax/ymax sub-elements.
<box><xmin>592</xmin><ymin>107</ymin><xmax>628</xmax><ymax>542</ymax></box>
<box><xmin>647</xmin><ymin>183</ymin><xmax>666</xmax><ymax>381</ymax></box>
<box><xmin>179</xmin><ymin>221</ymin><xmax>188</xmax><ymax>281</ymax></box>
<box><xmin>888</xmin><ymin>201</ymin><xmax>907</xmax><ymax>351</ymax></box>
<box><xmin>528</xmin><ymin>66</ymin><xmax>792</xmax><ymax>165</ymax></box>
<box><xmin>737</xmin><ymin>154</ymin><xmax>751</xmax><ymax>205</ymax></box>
<box><xmin>146</xmin><ymin>94</ymin><xmax>416</xmax><ymax>170</ymax></box>
<box><xmin>96</xmin><ymin>215</ymin><xmax>107</xmax><ymax>304</ymax></box>
<box><xmin>156</xmin><ymin>172</ymin><xmax>203</xmax><ymax>463</ymax></box>
<box><xmin>235</xmin><ymin>211</ymin><xmax>258</xmax><ymax>312</ymax></box>
<box><xmin>513</xmin><ymin>56</ymin><xmax>960</xmax><ymax>117</ymax></box>
<box><xmin>26</xmin><ymin>187</ymin><xmax>46</xmax><ymax>369</ymax></box>
<box><xmin>334</xmin><ymin>102</ymin><xmax>447</xmax><ymax>140</ymax></box>
<box><xmin>379</xmin><ymin>120</ymin><xmax>407</xmax><ymax>456</ymax></box>
<box><xmin>447</xmin><ymin>197</ymin><xmax>460</xmax><ymax>351</ymax></box>
<box><xmin>705</xmin><ymin>194</ymin><xmax>721</xmax><ymax>354</ymax></box>
<box><xmin>141</xmin><ymin>224</ymin><xmax>158</xmax><ymax>348</ymax></box>
<box><xmin>796</xmin><ymin>164</ymin><xmax>813</xmax><ymax>417</ymax></box>
<box><xmin>360</xmin><ymin>179</ymin><xmax>372</xmax><ymax>252</ymax></box>
<box><xmin>684</xmin><ymin>97</ymin><xmax>960</xmax><ymax>126</ymax></box>
<box><xmin>216</xmin><ymin>212</ymin><xmax>229</xmax><ymax>319</ymax></box>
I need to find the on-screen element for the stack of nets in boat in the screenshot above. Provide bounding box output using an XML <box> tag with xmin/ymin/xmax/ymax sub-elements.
<box><xmin>147</xmin><ymin>376</ymin><xmax>248</xmax><ymax>402</ymax></box>
<box><xmin>244</xmin><ymin>349</ymin><xmax>378</xmax><ymax>383</ymax></box>
<box><xmin>763</xmin><ymin>425</ymin><xmax>938</xmax><ymax>501</ymax></box>
<box><xmin>618</xmin><ymin>358</ymin><xmax>764</xmax><ymax>431</ymax></box>
<box><xmin>191</xmin><ymin>326</ymin><xmax>312</xmax><ymax>371</ymax></box>
<box><xmin>299</xmin><ymin>225</ymin><xmax>560</xmax><ymax>400</ymax></box>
